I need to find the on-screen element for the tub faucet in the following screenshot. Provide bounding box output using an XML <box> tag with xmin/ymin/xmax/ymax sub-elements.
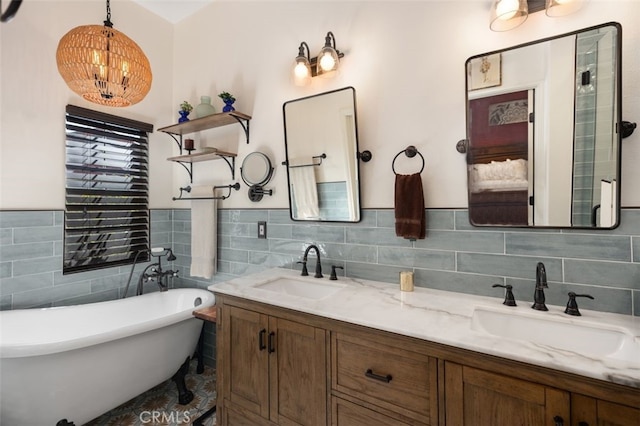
<box><xmin>135</xmin><ymin>248</ymin><xmax>179</xmax><ymax>295</ymax></box>
<box><xmin>143</xmin><ymin>267</ymin><xmax>179</xmax><ymax>292</ymax></box>
<box><xmin>299</xmin><ymin>244</ymin><xmax>323</xmax><ymax>278</ymax></box>
<box><xmin>532</xmin><ymin>262</ymin><xmax>549</xmax><ymax>311</ymax></box>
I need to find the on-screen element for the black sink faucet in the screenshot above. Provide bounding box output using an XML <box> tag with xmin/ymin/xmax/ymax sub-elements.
<box><xmin>532</xmin><ymin>262</ymin><xmax>549</xmax><ymax>311</ymax></box>
<box><xmin>299</xmin><ymin>244</ymin><xmax>323</xmax><ymax>278</ymax></box>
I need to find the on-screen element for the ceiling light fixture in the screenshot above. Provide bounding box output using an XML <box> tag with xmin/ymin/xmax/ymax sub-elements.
<box><xmin>490</xmin><ymin>0</ymin><xmax>586</xmax><ymax>32</ymax></box>
<box><xmin>292</xmin><ymin>31</ymin><xmax>344</xmax><ymax>86</ymax></box>
<box><xmin>56</xmin><ymin>0</ymin><xmax>152</xmax><ymax>107</ymax></box>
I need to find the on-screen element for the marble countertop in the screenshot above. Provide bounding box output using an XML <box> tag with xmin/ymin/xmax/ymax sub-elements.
<box><xmin>209</xmin><ymin>268</ymin><xmax>640</xmax><ymax>388</ymax></box>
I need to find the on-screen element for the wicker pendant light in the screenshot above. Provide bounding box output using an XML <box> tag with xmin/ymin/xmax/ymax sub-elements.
<box><xmin>56</xmin><ymin>0</ymin><xmax>152</xmax><ymax>107</ymax></box>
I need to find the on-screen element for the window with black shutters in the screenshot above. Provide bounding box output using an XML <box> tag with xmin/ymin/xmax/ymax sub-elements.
<box><xmin>64</xmin><ymin>105</ymin><xmax>153</xmax><ymax>274</ymax></box>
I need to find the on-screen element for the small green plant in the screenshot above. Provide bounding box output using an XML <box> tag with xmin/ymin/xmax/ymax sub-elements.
<box><xmin>218</xmin><ymin>91</ymin><xmax>235</xmax><ymax>102</ymax></box>
<box><xmin>179</xmin><ymin>101</ymin><xmax>193</xmax><ymax>113</ymax></box>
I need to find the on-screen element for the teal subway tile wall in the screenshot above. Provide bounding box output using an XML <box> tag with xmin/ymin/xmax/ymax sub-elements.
<box><xmin>0</xmin><ymin>210</ymin><xmax>175</xmax><ymax>310</ymax></box>
<box><xmin>2</xmin><ymin>208</ymin><xmax>640</xmax><ymax>365</ymax></box>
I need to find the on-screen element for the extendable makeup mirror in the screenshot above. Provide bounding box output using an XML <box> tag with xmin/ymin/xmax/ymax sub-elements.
<box><xmin>240</xmin><ymin>152</ymin><xmax>274</xmax><ymax>202</ymax></box>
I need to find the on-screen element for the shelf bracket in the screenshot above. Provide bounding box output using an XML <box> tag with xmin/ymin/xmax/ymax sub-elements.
<box><xmin>176</xmin><ymin>161</ymin><xmax>193</xmax><ymax>183</ymax></box>
<box><xmin>219</xmin><ymin>155</ymin><xmax>236</xmax><ymax>180</ymax></box>
<box><xmin>167</xmin><ymin>133</ymin><xmax>184</xmax><ymax>154</ymax></box>
<box><xmin>231</xmin><ymin>115</ymin><xmax>250</xmax><ymax>144</ymax></box>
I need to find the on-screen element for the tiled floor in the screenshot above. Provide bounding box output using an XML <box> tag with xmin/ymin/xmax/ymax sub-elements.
<box><xmin>85</xmin><ymin>360</ymin><xmax>216</xmax><ymax>425</ymax></box>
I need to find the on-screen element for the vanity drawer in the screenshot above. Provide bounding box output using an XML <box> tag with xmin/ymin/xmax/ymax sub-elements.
<box><xmin>332</xmin><ymin>396</ymin><xmax>413</xmax><ymax>426</ymax></box>
<box><xmin>331</xmin><ymin>331</ymin><xmax>438</xmax><ymax>424</ymax></box>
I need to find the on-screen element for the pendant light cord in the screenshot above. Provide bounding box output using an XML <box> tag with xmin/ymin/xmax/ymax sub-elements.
<box><xmin>104</xmin><ymin>0</ymin><xmax>113</xmax><ymax>27</ymax></box>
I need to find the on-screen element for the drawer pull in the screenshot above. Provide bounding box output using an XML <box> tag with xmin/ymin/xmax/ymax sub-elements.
<box><xmin>553</xmin><ymin>416</ymin><xmax>564</xmax><ymax>426</ymax></box>
<box><xmin>258</xmin><ymin>329</ymin><xmax>266</xmax><ymax>351</ymax></box>
<box><xmin>365</xmin><ymin>369</ymin><xmax>392</xmax><ymax>383</ymax></box>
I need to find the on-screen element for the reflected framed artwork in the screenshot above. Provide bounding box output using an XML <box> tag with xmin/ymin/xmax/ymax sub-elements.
<box><xmin>468</xmin><ymin>53</ymin><xmax>502</xmax><ymax>90</ymax></box>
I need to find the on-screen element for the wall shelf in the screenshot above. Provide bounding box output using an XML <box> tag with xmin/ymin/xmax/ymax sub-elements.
<box><xmin>166</xmin><ymin>149</ymin><xmax>237</xmax><ymax>181</ymax></box>
<box><xmin>167</xmin><ymin>149</ymin><xmax>237</xmax><ymax>163</ymax></box>
<box><xmin>158</xmin><ymin>111</ymin><xmax>251</xmax><ymax>143</ymax></box>
<box><xmin>158</xmin><ymin>111</ymin><xmax>251</xmax><ymax>194</ymax></box>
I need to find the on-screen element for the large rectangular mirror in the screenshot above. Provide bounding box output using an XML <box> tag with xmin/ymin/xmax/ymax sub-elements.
<box><xmin>283</xmin><ymin>87</ymin><xmax>361</xmax><ymax>222</ymax></box>
<box><xmin>465</xmin><ymin>22</ymin><xmax>621</xmax><ymax>228</ymax></box>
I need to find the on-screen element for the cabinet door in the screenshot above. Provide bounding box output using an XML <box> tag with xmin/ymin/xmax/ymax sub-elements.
<box><xmin>572</xmin><ymin>394</ymin><xmax>640</xmax><ymax>426</ymax></box>
<box><xmin>444</xmin><ymin>362</ymin><xmax>570</xmax><ymax>426</ymax></box>
<box><xmin>222</xmin><ymin>305</ymin><xmax>270</xmax><ymax>419</ymax></box>
<box><xmin>269</xmin><ymin>317</ymin><xmax>327</xmax><ymax>426</ymax></box>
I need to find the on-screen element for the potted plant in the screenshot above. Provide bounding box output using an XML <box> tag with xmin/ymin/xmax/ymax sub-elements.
<box><xmin>178</xmin><ymin>101</ymin><xmax>193</xmax><ymax>123</ymax></box>
<box><xmin>218</xmin><ymin>91</ymin><xmax>236</xmax><ymax>112</ymax></box>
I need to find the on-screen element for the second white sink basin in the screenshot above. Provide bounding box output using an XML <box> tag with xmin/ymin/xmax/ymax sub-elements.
<box><xmin>471</xmin><ymin>308</ymin><xmax>630</xmax><ymax>358</ymax></box>
<box><xmin>253</xmin><ymin>277</ymin><xmax>345</xmax><ymax>300</ymax></box>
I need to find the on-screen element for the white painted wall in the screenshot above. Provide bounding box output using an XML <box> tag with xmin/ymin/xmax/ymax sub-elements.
<box><xmin>0</xmin><ymin>0</ymin><xmax>174</xmax><ymax>209</ymax></box>
<box><xmin>2</xmin><ymin>1</ymin><xmax>639</xmax><ymax>210</ymax></box>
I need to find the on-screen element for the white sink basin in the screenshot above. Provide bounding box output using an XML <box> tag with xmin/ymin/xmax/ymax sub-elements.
<box><xmin>471</xmin><ymin>308</ymin><xmax>631</xmax><ymax>358</ymax></box>
<box><xmin>253</xmin><ymin>277</ymin><xmax>345</xmax><ymax>300</ymax></box>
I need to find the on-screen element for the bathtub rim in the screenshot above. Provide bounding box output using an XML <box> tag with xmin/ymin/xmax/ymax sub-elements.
<box><xmin>0</xmin><ymin>288</ymin><xmax>215</xmax><ymax>358</ymax></box>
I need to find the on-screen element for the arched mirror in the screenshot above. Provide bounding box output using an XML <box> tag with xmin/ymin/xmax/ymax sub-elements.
<box><xmin>283</xmin><ymin>87</ymin><xmax>361</xmax><ymax>222</ymax></box>
<box><xmin>240</xmin><ymin>152</ymin><xmax>274</xmax><ymax>202</ymax></box>
<box><xmin>465</xmin><ymin>22</ymin><xmax>622</xmax><ymax>229</ymax></box>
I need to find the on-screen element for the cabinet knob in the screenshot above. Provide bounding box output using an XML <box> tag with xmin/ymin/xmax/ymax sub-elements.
<box><xmin>553</xmin><ymin>415</ymin><xmax>564</xmax><ymax>426</ymax></box>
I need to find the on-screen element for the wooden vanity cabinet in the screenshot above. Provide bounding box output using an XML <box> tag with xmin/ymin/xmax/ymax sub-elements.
<box><xmin>217</xmin><ymin>299</ymin><xmax>327</xmax><ymax>426</ymax></box>
<box><xmin>216</xmin><ymin>294</ymin><xmax>639</xmax><ymax>426</ymax></box>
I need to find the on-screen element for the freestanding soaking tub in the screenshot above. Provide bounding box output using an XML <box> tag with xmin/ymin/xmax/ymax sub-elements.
<box><xmin>0</xmin><ymin>288</ymin><xmax>215</xmax><ymax>425</ymax></box>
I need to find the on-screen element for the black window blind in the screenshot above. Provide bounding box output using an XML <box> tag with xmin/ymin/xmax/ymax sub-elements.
<box><xmin>64</xmin><ymin>105</ymin><xmax>153</xmax><ymax>274</ymax></box>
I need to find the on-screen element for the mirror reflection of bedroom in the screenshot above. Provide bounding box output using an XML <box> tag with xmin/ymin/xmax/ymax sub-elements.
<box><xmin>465</xmin><ymin>23</ymin><xmax>620</xmax><ymax>229</ymax></box>
<box><xmin>468</xmin><ymin>91</ymin><xmax>532</xmax><ymax>226</ymax></box>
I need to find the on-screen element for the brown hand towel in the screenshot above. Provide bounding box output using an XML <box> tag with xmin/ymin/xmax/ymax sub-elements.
<box><xmin>395</xmin><ymin>173</ymin><xmax>426</xmax><ymax>240</ymax></box>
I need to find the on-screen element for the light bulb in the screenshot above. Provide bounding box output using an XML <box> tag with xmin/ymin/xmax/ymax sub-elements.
<box><xmin>496</xmin><ymin>0</ymin><xmax>520</xmax><ymax>20</ymax></box>
<box><xmin>319</xmin><ymin>53</ymin><xmax>336</xmax><ymax>72</ymax></box>
<box><xmin>294</xmin><ymin>62</ymin><xmax>309</xmax><ymax>79</ymax></box>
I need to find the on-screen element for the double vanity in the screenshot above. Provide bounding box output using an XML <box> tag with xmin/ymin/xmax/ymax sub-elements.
<box><xmin>210</xmin><ymin>267</ymin><xmax>640</xmax><ymax>425</ymax></box>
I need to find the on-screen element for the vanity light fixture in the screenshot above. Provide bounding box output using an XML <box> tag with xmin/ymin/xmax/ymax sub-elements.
<box><xmin>490</xmin><ymin>0</ymin><xmax>586</xmax><ymax>32</ymax></box>
<box><xmin>316</xmin><ymin>31</ymin><xmax>342</xmax><ymax>75</ymax></box>
<box><xmin>292</xmin><ymin>31</ymin><xmax>345</xmax><ymax>86</ymax></box>
<box><xmin>293</xmin><ymin>42</ymin><xmax>313</xmax><ymax>86</ymax></box>
<box><xmin>545</xmin><ymin>0</ymin><xmax>586</xmax><ymax>17</ymax></box>
<box><xmin>490</xmin><ymin>0</ymin><xmax>529</xmax><ymax>32</ymax></box>
<box><xmin>56</xmin><ymin>0</ymin><xmax>152</xmax><ymax>107</ymax></box>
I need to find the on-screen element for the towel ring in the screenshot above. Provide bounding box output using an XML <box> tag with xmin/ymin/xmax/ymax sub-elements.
<box><xmin>392</xmin><ymin>145</ymin><xmax>425</xmax><ymax>175</ymax></box>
